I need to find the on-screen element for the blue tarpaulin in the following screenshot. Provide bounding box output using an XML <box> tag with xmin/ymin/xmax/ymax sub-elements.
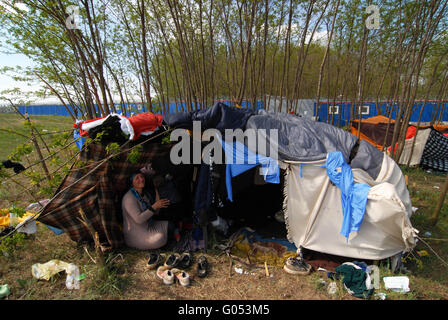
<box><xmin>325</xmin><ymin>152</ymin><xmax>371</xmax><ymax>240</ymax></box>
<box><xmin>74</xmin><ymin>129</ymin><xmax>85</xmax><ymax>151</ymax></box>
<box><xmin>220</xmin><ymin>138</ymin><xmax>280</xmax><ymax>202</ymax></box>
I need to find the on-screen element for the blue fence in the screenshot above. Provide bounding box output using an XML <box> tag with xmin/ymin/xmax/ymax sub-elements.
<box><xmin>18</xmin><ymin>100</ymin><xmax>266</xmax><ymax>118</ymax></box>
<box><xmin>316</xmin><ymin>101</ymin><xmax>448</xmax><ymax>126</ymax></box>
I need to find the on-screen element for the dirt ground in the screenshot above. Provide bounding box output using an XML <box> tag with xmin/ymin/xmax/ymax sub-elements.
<box><xmin>0</xmin><ymin>224</ymin><xmax>347</xmax><ymax>300</ymax></box>
<box><xmin>1</xmin><ymin>115</ymin><xmax>448</xmax><ymax>302</ymax></box>
<box><xmin>2</xmin><ymin>219</ymin><xmax>448</xmax><ymax>301</ymax></box>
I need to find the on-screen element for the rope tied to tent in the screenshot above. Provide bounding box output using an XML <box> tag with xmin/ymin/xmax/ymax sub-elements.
<box><xmin>416</xmin><ymin>235</ymin><xmax>448</xmax><ymax>269</ymax></box>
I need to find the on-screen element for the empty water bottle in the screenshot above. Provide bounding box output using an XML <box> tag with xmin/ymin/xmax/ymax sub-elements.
<box><xmin>66</xmin><ymin>263</ymin><xmax>80</xmax><ymax>290</ymax></box>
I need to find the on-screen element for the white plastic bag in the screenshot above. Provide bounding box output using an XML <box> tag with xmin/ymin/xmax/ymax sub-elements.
<box><xmin>16</xmin><ymin>217</ymin><xmax>37</xmax><ymax>235</ymax></box>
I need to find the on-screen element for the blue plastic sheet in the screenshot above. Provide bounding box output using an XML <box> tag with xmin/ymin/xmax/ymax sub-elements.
<box><xmin>74</xmin><ymin>129</ymin><xmax>85</xmax><ymax>151</ymax></box>
<box><xmin>220</xmin><ymin>138</ymin><xmax>280</xmax><ymax>202</ymax></box>
<box><xmin>45</xmin><ymin>224</ymin><xmax>65</xmax><ymax>235</ymax></box>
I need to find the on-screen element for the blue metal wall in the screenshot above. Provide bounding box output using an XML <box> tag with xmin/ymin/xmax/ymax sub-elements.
<box><xmin>316</xmin><ymin>101</ymin><xmax>448</xmax><ymax>126</ymax></box>
<box><xmin>18</xmin><ymin>100</ymin><xmax>265</xmax><ymax>118</ymax></box>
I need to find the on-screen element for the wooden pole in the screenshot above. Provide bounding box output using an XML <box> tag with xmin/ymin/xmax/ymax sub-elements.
<box><xmin>31</xmin><ymin>133</ymin><xmax>52</xmax><ymax>182</ymax></box>
<box><xmin>431</xmin><ymin>174</ymin><xmax>448</xmax><ymax>226</ymax></box>
<box><xmin>78</xmin><ymin>209</ymin><xmax>106</xmax><ymax>270</ymax></box>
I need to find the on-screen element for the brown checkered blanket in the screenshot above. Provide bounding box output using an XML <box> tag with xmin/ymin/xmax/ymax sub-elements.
<box><xmin>37</xmin><ymin>140</ymin><xmax>173</xmax><ymax>249</ymax></box>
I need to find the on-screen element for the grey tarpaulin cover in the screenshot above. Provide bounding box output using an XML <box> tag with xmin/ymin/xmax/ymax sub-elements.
<box><xmin>246</xmin><ymin>110</ymin><xmax>384</xmax><ymax>180</ymax></box>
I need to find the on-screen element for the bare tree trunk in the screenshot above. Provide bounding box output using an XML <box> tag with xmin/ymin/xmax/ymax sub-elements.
<box><xmin>267</xmin><ymin>0</ymin><xmax>287</xmax><ymax>112</ymax></box>
<box><xmin>138</xmin><ymin>0</ymin><xmax>153</xmax><ymax>112</ymax></box>
<box><xmin>236</xmin><ymin>1</ymin><xmax>257</xmax><ymax>106</ymax></box>
<box><xmin>278</xmin><ymin>0</ymin><xmax>294</xmax><ymax>113</ymax></box>
<box><xmin>315</xmin><ymin>0</ymin><xmax>341</xmax><ymax>121</ymax></box>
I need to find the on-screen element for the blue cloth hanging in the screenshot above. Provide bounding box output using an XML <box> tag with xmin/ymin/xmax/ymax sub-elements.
<box><xmin>219</xmin><ymin>138</ymin><xmax>280</xmax><ymax>202</ymax></box>
<box><xmin>325</xmin><ymin>152</ymin><xmax>371</xmax><ymax>241</ymax></box>
<box><xmin>74</xmin><ymin>129</ymin><xmax>86</xmax><ymax>152</ymax></box>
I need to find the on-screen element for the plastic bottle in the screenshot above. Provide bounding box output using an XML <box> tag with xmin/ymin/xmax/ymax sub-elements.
<box><xmin>66</xmin><ymin>263</ymin><xmax>80</xmax><ymax>290</ymax></box>
<box><xmin>327</xmin><ymin>282</ymin><xmax>338</xmax><ymax>295</ymax></box>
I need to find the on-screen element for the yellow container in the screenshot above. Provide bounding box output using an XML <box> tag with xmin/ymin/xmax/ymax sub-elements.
<box><xmin>0</xmin><ymin>209</ymin><xmax>10</xmax><ymax>227</ymax></box>
<box><xmin>0</xmin><ymin>209</ymin><xmax>39</xmax><ymax>227</ymax></box>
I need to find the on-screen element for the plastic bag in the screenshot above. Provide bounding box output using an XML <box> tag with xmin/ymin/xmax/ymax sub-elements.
<box><xmin>32</xmin><ymin>260</ymin><xmax>80</xmax><ymax>290</ymax></box>
<box><xmin>32</xmin><ymin>260</ymin><xmax>70</xmax><ymax>281</ymax></box>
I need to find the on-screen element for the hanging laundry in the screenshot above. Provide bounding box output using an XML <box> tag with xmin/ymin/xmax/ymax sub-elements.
<box><xmin>325</xmin><ymin>152</ymin><xmax>371</xmax><ymax>240</ymax></box>
<box><xmin>73</xmin><ymin>112</ymin><xmax>163</xmax><ymax>141</ymax></box>
<box><xmin>73</xmin><ymin>129</ymin><xmax>86</xmax><ymax>151</ymax></box>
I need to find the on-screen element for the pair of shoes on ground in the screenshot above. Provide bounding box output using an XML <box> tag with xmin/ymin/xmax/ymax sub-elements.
<box><xmin>147</xmin><ymin>252</ymin><xmax>193</xmax><ymax>270</ymax></box>
<box><xmin>156</xmin><ymin>266</ymin><xmax>190</xmax><ymax>286</ymax></box>
<box><xmin>283</xmin><ymin>256</ymin><xmax>312</xmax><ymax>275</ymax></box>
<box><xmin>164</xmin><ymin>252</ymin><xmax>193</xmax><ymax>269</ymax></box>
<box><xmin>149</xmin><ymin>251</ymin><xmax>209</xmax><ymax>281</ymax></box>
<box><xmin>164</xmin><ymin>253</ymin><xmax>209</xmax><ymax>278</ymax></box>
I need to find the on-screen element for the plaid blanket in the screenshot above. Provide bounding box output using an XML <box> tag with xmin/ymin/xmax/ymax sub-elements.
<box><xmin>37</xmin><ymin>140</ymin><xmax>173</xmax><ymax>249</ymax></box>
<box><xmin>420</xmin><ymin>129</ymin><xmax>448</xmax><ymax>172</ymax></box>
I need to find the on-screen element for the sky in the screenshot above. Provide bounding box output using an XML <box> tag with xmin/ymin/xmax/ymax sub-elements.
<box><xmin>0</xmin><ymin>24</ymin><xmax>328</xmax><ymax>106</ymax></box>
<box><xmin>0</xmin><ymin>51</ymin><xmax>41</xmax><ymax>93</ymax></box>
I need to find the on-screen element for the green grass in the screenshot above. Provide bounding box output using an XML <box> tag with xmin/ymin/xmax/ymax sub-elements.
<box><xmin>0</xmin><ymin>113</ymin><xmax>73</xmax><ymax>159</ymax></box>
<box><xmin>0</xmin><ymin>113</ymin><xmax>76</xmax><ymax>208</ymax></box>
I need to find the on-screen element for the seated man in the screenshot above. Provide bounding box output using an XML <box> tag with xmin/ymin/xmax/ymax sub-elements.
<box><xmin>121</xmin><ymin>171</ymin><xmax>171</xmax><ymax>250</ymax></box>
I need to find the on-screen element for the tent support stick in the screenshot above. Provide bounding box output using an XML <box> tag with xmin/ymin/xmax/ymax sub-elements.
<box><xmin>203</xmin><ymin>225</ymin><xmax>208</xmax><ymax>252</ymax></box>
<box><xmin>431</xmin><ymin>173</ymin><xmax>448</xmax><ymax>225</ymax></box>
<box><xmin>78</xmin><ymin>209</ymin><xmax>105</xmax><ymax>271</ymax></box>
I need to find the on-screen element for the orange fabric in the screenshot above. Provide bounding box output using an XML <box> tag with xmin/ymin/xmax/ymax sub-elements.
<box><xmin>352</xmin><ymin>115</ymin><xmax>448</xmax><ymax>152</ymax></box>
<box><xmin>353</xmin><ymin>115</ymin><xmax>395</xmax><ymax>125</ymax></box>
<box><xmin>433</xmin><ymin>124</ymin><xmax>448</xmax><ymax>132</ymax></box>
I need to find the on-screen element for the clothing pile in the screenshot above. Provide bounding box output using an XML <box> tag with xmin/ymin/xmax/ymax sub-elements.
<box><xmin>330</xmin><ymin>262</ymin><xmax>375</xmax><ymax>299</ymax></box>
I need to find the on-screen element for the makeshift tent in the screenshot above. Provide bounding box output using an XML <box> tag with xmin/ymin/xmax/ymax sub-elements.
<box><xmin>38</xmin><ymin>103</ymin><xmax>418</xmax><ymax>261</ymax></box>
<box><xmin>37</xmin><ymin>137</ymin><xmax>194</xmax><ymax>249</ymax></box>
<box><xmin>351</xmin><ymin>115</ymin><xmax>448</xmax><ymax>172</ymax></box>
